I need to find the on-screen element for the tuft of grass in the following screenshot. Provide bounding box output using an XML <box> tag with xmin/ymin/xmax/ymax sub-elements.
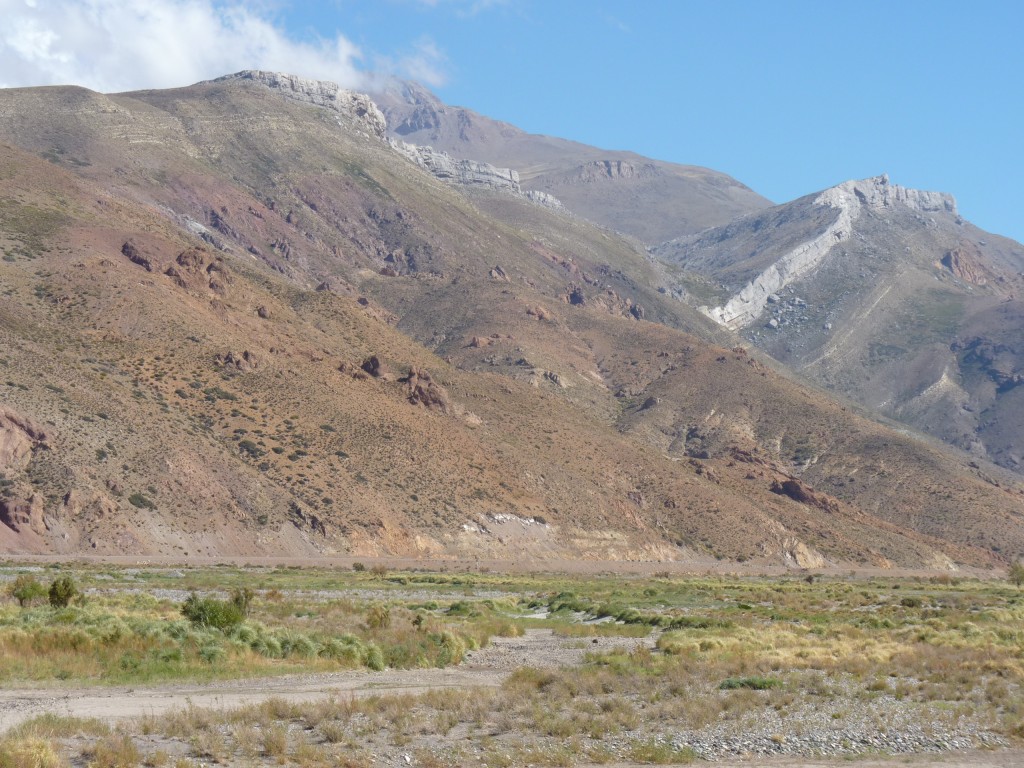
<box><xmin>624</xmin><ymin>738</ymin><xmax>697</xmax><ymax>764</ymax></box>
<box><xmin>82</xmin><ymin>734</ymin><xmax>140</xmax><ymax>768</ymax></box>
<box><xmin>0</xmin><ymin>737</ymin><xmax>67</xmax><ymax>768</ymax></box>
<box><xmin>8</xmin><ymin>713</ymin><xmax>110</xmax><ymax>740</ymax></box>
<box><xmin>719</xmin><ymin>676</ymin><xmax>782</xmax><ymax>690</ymax></box>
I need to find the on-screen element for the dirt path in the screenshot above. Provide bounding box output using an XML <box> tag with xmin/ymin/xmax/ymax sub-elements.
<box><xmin>0</xmin><ymin>629</ymin><xmax>645</xmax><ymax>734</ymax></box>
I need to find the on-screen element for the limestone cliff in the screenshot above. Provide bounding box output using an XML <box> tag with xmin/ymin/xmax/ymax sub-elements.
<box><xmin>389</xmin><ymin>139</ymin><xmax>565</xmax><ymax>209</ymax></box>
<box><xmin>213</xmin><ymin>70</ymin><xmax>387</xmax><ymax>138</ymax></box>
<box><xmin>389</xmin><ymin>138</ymin><xmax>521</xmax><ymax>192</ymax></box>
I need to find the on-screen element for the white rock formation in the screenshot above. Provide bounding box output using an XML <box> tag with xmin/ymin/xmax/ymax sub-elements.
<box><xmin>389</xmin><ymin>138</ymin><xmax>521</xmax><ymax>191</ymax></box>
<box><xmin>389</xmin><ymin>139</ymin><xmax>566</xmax><ymax>210</ymax></box>
<box><xmin>707</xmin><ymin>175</ymin><xmax>957</xmax><ymax>330</ymax></box>
<box><xmin>524</xmin><ymin>189</ymin><xmax>565</xmax><ymax>210</ymax></box>
<box><xmin>213</xmin><ymin>71</ymin><xmax>387</xmax><ymax>138</ymax></box>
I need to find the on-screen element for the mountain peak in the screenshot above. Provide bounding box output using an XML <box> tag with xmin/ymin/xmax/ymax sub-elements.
<box><xmin>817</xmin><ymin>174</ymin><xmax>957</xmax><ymax>217</ymax></box>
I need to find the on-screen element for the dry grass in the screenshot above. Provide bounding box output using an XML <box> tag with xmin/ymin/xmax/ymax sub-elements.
<box><xmin>5</xmin><ymin>569</ymin><xmax>1024</xmax><ymax>766</ymax></box>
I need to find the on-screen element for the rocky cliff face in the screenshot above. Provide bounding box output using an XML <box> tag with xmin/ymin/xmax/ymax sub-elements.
<box><xmin>388</xmin><ymin>139</ymin><xmax>565</xmax><ymax>209</ymax></box>
<box><xmin>213</xmin><ymin>70</ymin><xmax>387</xmax><ymax>138</ymax></box>
<box><xmin>389</xmin><ymin>139</ymin><xmax>521</xmax><ymax>191</ymax></box>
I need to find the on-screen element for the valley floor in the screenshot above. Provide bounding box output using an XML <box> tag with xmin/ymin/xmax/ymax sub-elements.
<box><xmin>0</xmin><ymin>563</ymin><xmax>1020</xmax><ymax>767</ymax></box>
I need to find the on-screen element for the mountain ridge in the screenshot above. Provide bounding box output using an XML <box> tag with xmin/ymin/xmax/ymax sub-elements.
<box><xmin>0</xmin><ymin>72</ymin><xmax>1021</xmax><ymax>567</ymax></box>
<box><xmin>656</xmin><ymin>173</ymin><xmax>1024</xmax><ymax>476</ymax></box>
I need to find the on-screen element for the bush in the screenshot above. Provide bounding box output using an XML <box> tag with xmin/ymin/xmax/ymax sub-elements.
<box><xmin>230</xmin><ymin>587</ymin><xmax>253</xmax><ymax>618</ymax></box>
<box><xmin>127</xmin><ymin>492</ymin><xmax>155</xmax><ymax>510</ymax></box>
<box><xmin>48</xmin><ymin>577</ymin><xmax>77</xmax><ymax>609</ymax></box>
<box><xmin>9</xmin><ymin>575</ymin><xmax>47</xmax><ymax>607</ymax></box>
<box><xmin>1009</xmin><ymin>561</ymin><xmax>1024</xmax><ymax>588</ymax></box>
<box><xmin>366</xmin><ymin>603</ymin><xmax>391</xmax><ymax>630</ymax></box>
<box><xmin>181</xmin><ymin>593</ymin><xmax>244</xmax><ymax>631</ymax></box>
<box><xmin>719</xmin><ymin>676</ymin><xmax>782</xmax><ymax>690</ymax></box>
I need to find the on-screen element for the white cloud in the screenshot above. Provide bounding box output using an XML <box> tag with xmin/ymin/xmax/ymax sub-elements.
<box><xmin>393</xmin><ymin>37</ymin><xmax>449</xmax><ymax>88</ymax></box>
<box><xmin>0</xmin><ymin>0</ymin><xmax>366</xmax><ymax>92</ymax></box>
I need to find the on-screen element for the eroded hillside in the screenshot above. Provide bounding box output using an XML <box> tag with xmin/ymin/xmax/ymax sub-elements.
<box><xmin>0</xmin><ymin>75</ymin><xmax>1021</xmax><ymax>567</ymax></box>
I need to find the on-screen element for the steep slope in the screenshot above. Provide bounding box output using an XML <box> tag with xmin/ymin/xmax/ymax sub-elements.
<box><xmin>655</xmin><ymin>175</ymin><xmax>1024</xmax><ymax>474</ymax></box>
<box><xmin>0</xmin><ymin>75</ymin><xmax>1021</xmax><ymax>567</ymax></box>
<box><xmin>370</xmin><ymin>80</ymin><xmax>771</xmax><ymax>244</ymax></box>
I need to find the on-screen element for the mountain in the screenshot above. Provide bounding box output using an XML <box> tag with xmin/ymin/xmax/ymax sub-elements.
<box><xmin>369</xmin><ymin>80</ymin><xmax>771</xmax><ymax>244</ymax></box>
<box><xmin>654</xmin><ymin>174</ymin><xmax>1024</xmax><ymax>475</ymax></box>
<box><xmin>0</xmin><ymin>72</ymin><xmax>1021</xmax><ymax>567</ymax></box>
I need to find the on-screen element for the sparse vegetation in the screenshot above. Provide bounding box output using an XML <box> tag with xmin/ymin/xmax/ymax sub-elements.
<box><xmin>0</xmin><ymin>565</ymin><xmax>1021</xmax><ymax>766</ymax></box>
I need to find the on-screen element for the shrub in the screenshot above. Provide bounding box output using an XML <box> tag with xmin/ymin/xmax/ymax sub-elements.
<box><xmin>230</xmin><ymin>588</ymin><xmax>254</xmax><ymax>618</ymax></box>
<box><xmin>1009</xmin><ymin>561</ymin><xmax>1024</xmax><ymax>588</ymax></box>
<box><xmin>719</xmin><ymin>676</ymin><xmax>782</xmax><ymax>690</ymax></box>
<box><xmin>127</xmin><ymin>493</ymin><xmax>155</xmax><ymax>510</ymax></box>
<box><xmin>365</xmin><ymin>644</ymin><xmax>385</xmax><ymax>671</ymax></box>
<box><xmin>181</xmin><ymin>593</ymin><xmax>244</xmax><ymax>631</ymax></box>
<box><xmin>9</xmin><ymin>574</ymin><xmax>47</xmax><ymax>607</ymax></box>
<box><xmin>48</xmin><ymin>577</ymin><xmax>77</xmax><ymax>609</ymax></box>
<box><xmin>366</xmin><ymin>604</ymin><xmax>391</xmax><ymax>630</ymax></box>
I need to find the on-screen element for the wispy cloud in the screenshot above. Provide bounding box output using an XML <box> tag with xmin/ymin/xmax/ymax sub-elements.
<box><xmin>408</xmin><ymin>0</ymin><xmax>511</xmax><ymax>18</ymax></box>
<box><xmin>0</xmin><ymin>0</ymin><xmax>366</xmax><ymax>91</ymax></box>
<box><xmin>601</xmin><ymin>12</ymin><xmax>631</xmax><ymax>34</ymax></box>
<box><xmin>373</xmin><ymin>36</ymin><xmax>449</xmax><ymax>88</ymax></box>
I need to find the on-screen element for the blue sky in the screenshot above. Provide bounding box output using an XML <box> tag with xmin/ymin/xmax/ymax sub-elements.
<box><xmin>2</xmin><ymin>0</ymin><xmax>1022</xmax><ymax>242</ymax></box>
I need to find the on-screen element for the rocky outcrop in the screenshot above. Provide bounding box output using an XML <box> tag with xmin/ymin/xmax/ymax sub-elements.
<box><xmin>566</xmin><ymin>160</ymin><xmax>659</xmax><ymax>183</ymax></box>
<box><xmin>706</xmin><ymin>175</ymin><xmax>958</xmax><ymax>330</ymax></box>
<box><xmin>164</xmin><ymin>247</ymin><xmax>232</xmax><ymax>296</ymax></box>
<box><xmin>770</xmin><ymin>477</ymin><xmax>840</xmax><ymax>514</ymax></box>
<box><xmin>0</xmin><ymin>493</ymin><xmax>47</xmax><ymax>536</ymax></box>
<box><xmin>389</xmin><ymin>139</ymin><xmax>565</xmax><ymax>210</ymax></box>
<box><xmin>389</xmin><ymin>139</ymin><xmax>521</xmax><ymax>192</ymax></box>
<box><xmin>0</xmin><ymin>407</ymin><xmax>49</xmax><ymax>472</ymax></box>
<box><xmin>214</xmin><ymin>71</ymin><xmax>387</xmax><ymax>138</ymax></box>
<box><xmin>62</xmin><ymin>488</ymin><xmax>118</xmax><ymax>522</ymax></box>
<box><xmin>524</xmin><ymin>190</ymin><xmax>564</xmax><ymax>209</ymax></box>
<box><xmin>121</xmin><ymin>240</ymin><xmax>154</xmax><ymax>271</ymax></box>
<box><xmin>953</xmin><ymin>337</ymin><xmax>1023</xmax><ymax>392</ymax></box>
<box><xmin>215</xmin><ymin>350</ymin><xmax>261</xmax><ymax>372</ymax></box>
<box><xmin>361</xmin><ymin>356</ymin><xmax>387</xmax><ymax>379</ymax></box>
<box><xmin>404</xmin><ymin>367</ymin><xmax>450</xmax><ymax>412</ymax></box>
<box><xmin>941</xmin><ymin>245</ymin><xmax>988</xmax><ymax>285</ymax></box>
